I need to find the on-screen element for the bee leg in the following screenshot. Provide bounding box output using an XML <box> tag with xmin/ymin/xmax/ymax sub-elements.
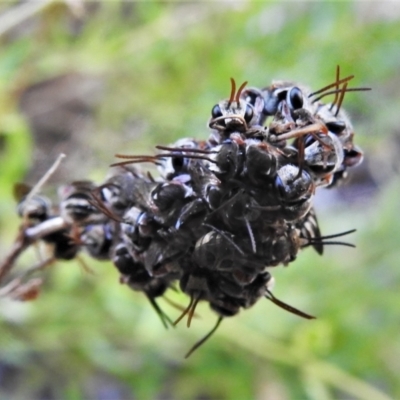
<box><xmin>163</xmin><ymin>296</ymin><xmax>201</xmax><ymax>320</ymax></box>
<box><xmin>173</xmin><ymin>295</ymin><xmax>195</xmax><ymax>326</ymax></box>
<box><xmin>273</xmin><ymin>122</ymin><xmax>329</xmax><ymax>143</ymax></box>
<box><xmin>146</xmin><ymin>294</ymin><xmax>174</xmax><ymax>329</ymax></box>
<box><xmin>244</xmin><ymin>218</ymin><xmax>256</xmax><ymax>254</ymax></box>
<box><xmin>187</xmin><ymin>292</ymin><xmax>201</xmax><ymax>328</ymax></box>
<box><xmin>295</xmin><ymin>139</ymin><xmax>305</xmax><ymax>180</ymax></box>
<box><xmin>265</xmin><ymin>290</ymin><xmax>316</xmax><ymax>320</ymax></box>
<box><xmin>184</xmin><ymin>316</ymin><xmax>223</xmax><ymax>359</ymax></box>
<box><xmin>174</xmin><ymin>292</ymin><xmax>202</xmax><ymax>327</ymax></box>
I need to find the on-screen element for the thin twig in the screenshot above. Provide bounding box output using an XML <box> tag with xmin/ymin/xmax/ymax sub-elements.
<box><xmin>0</xmin><ymin>217</ymin><xmax>68</xmax><ymax>284</ymax></box>
<box><xmin>19</xmin><ymin>256</ymin><xmax>55</xmax><ymax>281</ymax></box>
<box><xmin>0</xmin><ymin>230</ymin><xmax>30</xmax><ymax>284</ymax></box>
<box><xmin>0</xmin><ymin>152</ymin><xmax>67</xmax><ymax>284</ymax></box>
<box><xmin>0</xmin><ymin>0</ymin><xmax>55</xmax><ymax>37</ymax></box>
<box><xmin>22</xmin><ymin>153</ymin><xmax>66</xmax><ymax>220</ymax></box>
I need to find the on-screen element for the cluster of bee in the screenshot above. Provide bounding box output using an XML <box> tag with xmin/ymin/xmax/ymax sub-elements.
<box><xmin>11</xmin><ymin>67</ymin><xmax>368</xmax><ymax>357</ymax></box>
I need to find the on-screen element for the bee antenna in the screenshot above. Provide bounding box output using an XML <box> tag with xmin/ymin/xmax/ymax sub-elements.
<box><xmin>228</xmin><ymin>77</ymin><xmax>236</xmax><ymax>107</ymax></box>
<box><xmin>114</xmin><ymin>153</ymin><xmax>153</xmax><ymax>160</ymax></box>
<box><xmin>317</xmin><ymin>228</ymin><xmax>356</xmax><ymax>240</ymax></box>
<box><xmin>110</xmin><ymin>158</ymin><xmax>157</xmax><ymax>168</ymax></box>
<box><xmin>88</xmin><ymin>191</ymin><xmax>123</xmax><ymax>223</ymax></box>
<box><xmin>308</xmin><ymin>74</ymin><xmax>354</xmax><ymax>98</ymax></box>
<box><xmin>156</xmin><ymin>145</ymin><xmax>217</xmax><ymax>155</ymax></box>
<box><xmin>312</xmin><ymin>86</ymin><xmax>371</xmax><ymax>105</ymax></box>
<box><xmin>184</xmin><ymin>316</ymin><xmax>223</xmax><ymax>358</ymax></box>
<box><xmin>163</xmin><ymin>296</ymin><xmax>201</xmax><ymax>319</ymax></box>
<box><xmin>330</xmin><ymin>65</ymin><xmax>341</xmax><ymax>110</ymax></box>
<box><xmin>311</xmin><ymin>88</ymin><xmax>344</xmax><ymax>104</ymax></box>
<box><xmin>303</xmin><ymin>228</ymin><xmax>357</xmax><ymax>249</ymax></box>
<box><xmin>334</xmin><ymin>82</ymin><xmax>348</xmax><ymax>117</ymax></box>
<box><xmin>156</xmin><ymin>152</ymin><xmax>216</xmax><ymax>164</ymax></box>
<box><xmin>306</xmin><ymin>240</ymin><xmax>355</xmax><ymax>248</ymax></box>
<box><xmin>265</xmin><ymin>290</ymin><xmax>316</xmax><ymax>319</ymax></box>
<box><xmin>235</xmin><ymin>81</ymin><xmax>248</xmax><ymax>103</ymax></box>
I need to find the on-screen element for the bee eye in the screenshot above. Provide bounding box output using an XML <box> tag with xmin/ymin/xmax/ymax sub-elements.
<box><xmin>211</xmin><ymin>104</ymin><xmax>223</xmax><ymax>119</ymax></box>
<box><xmin>326</xmin><ymin>120</ymin><xmax>346</xmax><ymax>134</ymax></box>
<box><xmin>245</xmin><ymin>91</ymin><xmax>257</xmax><ymax>106</ymax></box>
<box><xmin>245</xmin><ymin>95</ymin><xmax>254</xmax><ymax>105</ymax></box>
<box><xmin>172</xmin><ymin>155</ymin><xmax>188</xmax><ymax>172</ymax></box>
<box><xmin>244</xmin><ymin>104</ymin><xmax>253</xmax><ymax>123</ymax></box>
<box><xmin>274</xmin><ymin>175</ymin><xmax>286</xmax><ymax>199</ymax></box>
<box><xmin>288</xmin><ymin>87</ymin><xmax>303</xmax><ymax>110</ymax></box>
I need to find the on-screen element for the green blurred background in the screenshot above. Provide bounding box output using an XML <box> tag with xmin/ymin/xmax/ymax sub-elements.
<box><xmin>0</xmin><ymin>1</ymin><xmax>399</xmax><ymax>399</ymax></box>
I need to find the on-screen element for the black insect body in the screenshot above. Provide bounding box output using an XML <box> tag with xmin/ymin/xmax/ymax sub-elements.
<box><xmin>209</xmin><ymin>79</ymin><xmax>254</xmax><ymax>133</ymax></box>
<box><xmin>208</xmin><ymin>78</ymin><xmax>267</xmax><ymax>145</ymax></box>
<box><xmin>81</xmin><ymin>223</ymin><xmax>115</xmax><ymax>260</ymax></box>
<box><xmin>245</xmin><ymin>142</ymin><xmax>279</xmax><ymax>185</ymax></box>
<box><xmin>112</xmin><ymin>242</ymin><xmax>174</xmax><ymax>329</ymax></box>
<box><xmin>7</xmin><ymin>69</ymin><xmax>367</xmax><ymax>358</ymax></box>
<box><xmin>15</xmin><ymin>184</ymin><xmax>52</xmax><ymax>225</ymax></box>
<box><xmin>96</xmin><ymin>166</ymin><xmax>141</xmax><ymax>218</ymax></box>
<box><xmin>41</xmin><ymin>225</ymin><xmax>80</xmax><ymax>260</ymax></box>
<box><xmin>208</xmin><ymin>138</ymin><xmax>246</xmax><ymax>183</ymax></box>
<box><xmin>121</xmin><ymin>208</ymin><xmax>154</xmax><ymax>254</ymax></box>
<box><xmin>59</xmin><ymin>181</ymin><xmax>105</xmax><ymax>226</ymax></box>
<box><xmin>262</xmin><ymin>82</ymin><xmax>308</xmax><ymax>122</ymax></box>
<box><xmin>274</xmin><ymin>164</ymin><xmax>315</xmax><ymax>221</ymax></box>
<box><xmin>156</xmin><ymin>138</ymin><xmax>208</xmax><ymax>180</ymax></box>
<box><xmin>150</xmin><ymin>180</ymin><xmax>194</xmax><ymax>226</ymax></box>
<box><xmin>193</xmin><ymin>230</ymin><xmax>243</xmax><ymax>272</ymax></box>
<box><xmin>314</xmin><ymin>104</ymin><xmax>364</xmax><ymax>187</ymax></box>
<box><xmin>241</xmin><ymin>86</ymin><xmax>266</xmax><ymax>126</ymax></box>
<box><xmin>295</xmin><ymin>207</ymin><xmax>323</xmax><ymax>255</ymax></box>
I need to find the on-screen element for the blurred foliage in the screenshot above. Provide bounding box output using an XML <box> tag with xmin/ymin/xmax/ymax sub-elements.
<box><xmin>0</xmin><ymin>1</ymin><xmax>400</xmax><ymax>399</ymax></box>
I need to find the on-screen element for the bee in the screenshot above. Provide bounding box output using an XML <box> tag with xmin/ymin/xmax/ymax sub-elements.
<box><xmin>296</xmin><ymin>210</ymin><xmax>356</xmax><ymax>254</ymax></box>
<box><xmin>296</xmin><ymin>131</ymin><xmax>344</xmax><ymax>187</ymax></box>
<box><xmin>81</xmin><ymin>223</ymin><xmax>115</xmax><ymax>260</ymax></box>
<box><xmin>13</xmin><ymin>183</ymin><xmax>80</xmax><ymax>261</ymax></box>
<box><xmin>14</xmin><ymin>183</ymin><xmax>52</xmax><ymax>226</ymax></box>
<box><xmin>150</xmin><ymin>180</ymin><xmax>195</xmax><ymax>226</ymax></box>
<box><xmin>112</xmin><ymin>242</ymin><xmax>174</xmax><ymax>329</ymax></box>
<box><xmin>209</xmin><ymin>78</ymin><xmax>254</xmax><ymax>132</ymax></box>
<box><xmin>314</xmin><ymin>104</ymin><xmax>364</xmax><ymax>187</ymax></box>
<box><xmin>94</xmin><ymin>166</ymin><xmax>144</xmax><ymax>219</ymax></box>
<box><xmin>208</xmin><ymin>78</ymin><xmax>267</xmax><ymax>144</ymax></box>
<box><xmin>179</xmin><ymin>264</ymin><xmax>314</xmax><ymax>358</ymax></box>
<box><xmin>259</xmin><ymin>66</ymin><xmax>359</xmax><ymax>123</ymax></box>
<box><xmin>243</xmin><ymin>139</ymin><xmax>295</xmax><ymax>185</ymax></box>
<box><xmin>59</xmin><ymin>181</ymin><xmax>106</xmax><ymax>226</ymax></box>
<box><xmin>156</xmin><ymin>138</ymin><xmax>208</xmax><ymax>180</ymax></box>
<box><xmin>121</xmin><ymin>207</ymin><xmax>157</xmax><ymax>254</ymax></box>
<box><xmin>256</xmin><ymin>67</ymin><xmax>369</xmax><ymax>175</ymax></box>
<box><xmin>248</xmin><ymin>163</ymin><xmax>314</xmax><ymax>224</ymax></box>
<box><xmin>41</xmin><ymin>224</ymin><xmax>80</xmax><ymax>260</ymax></box>
<box><xmin>193</xmin><ymin>228</ymin><xmax>244</xmax><ymax>272</ymax></box>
